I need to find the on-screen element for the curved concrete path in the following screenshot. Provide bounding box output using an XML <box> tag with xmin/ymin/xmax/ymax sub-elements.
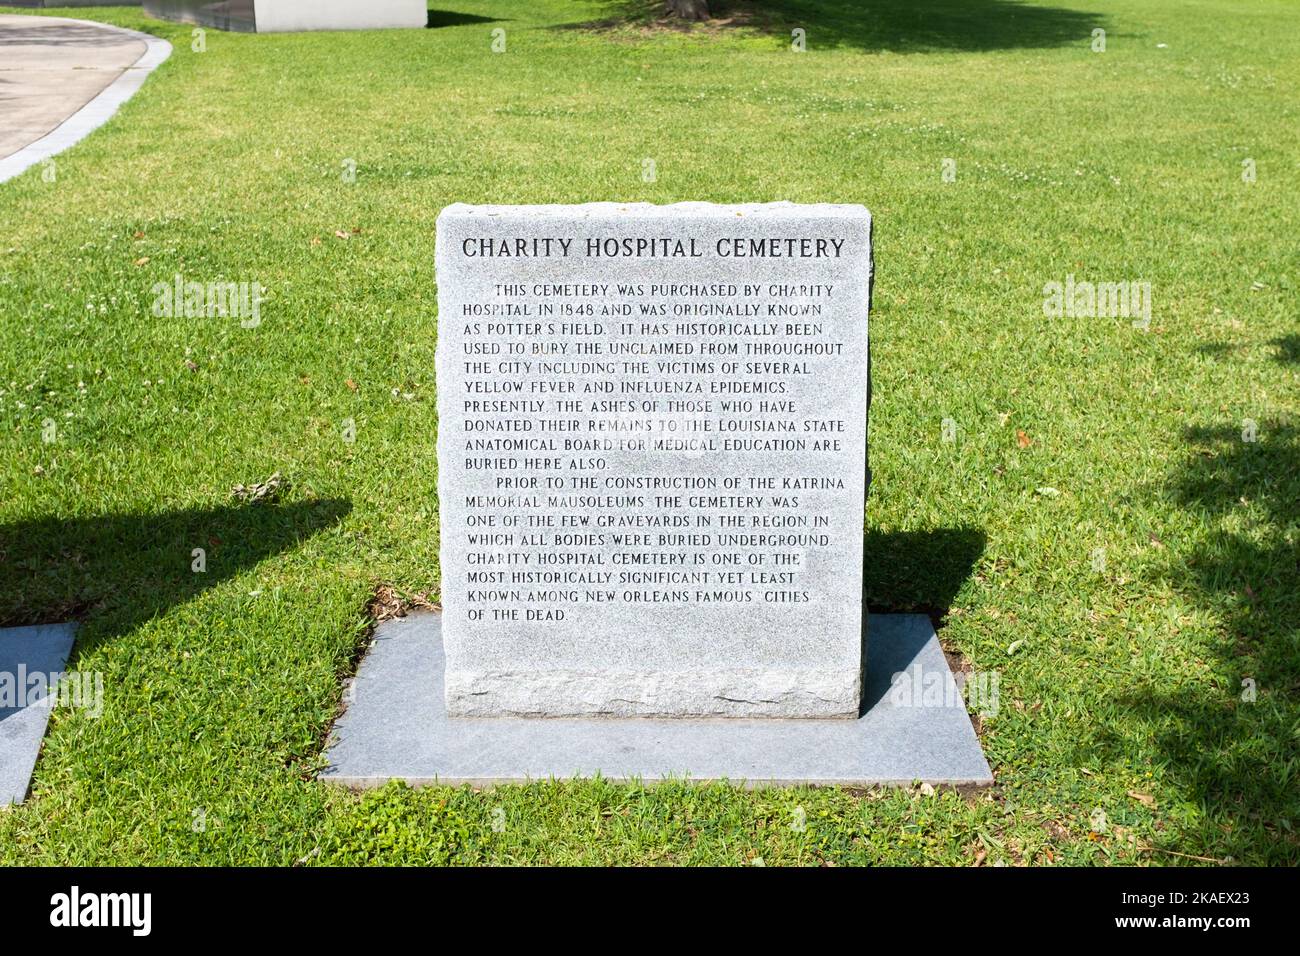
<box><xmin>0</xmin><ymin>15</ymin><xmax>170</xmax><ymax>183</ymax></box>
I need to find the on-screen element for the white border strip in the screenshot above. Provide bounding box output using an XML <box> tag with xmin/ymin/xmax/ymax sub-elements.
<box><xmin>0</xmin><ymin>17</ymin><xmax>172</xmax><ymax>185</ymax></box>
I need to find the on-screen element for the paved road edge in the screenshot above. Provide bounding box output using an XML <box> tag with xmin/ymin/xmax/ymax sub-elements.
<box><xmin>0</xmin><ymin>17</ymin><xmax>172</xmax><ymax>185</ymax></box>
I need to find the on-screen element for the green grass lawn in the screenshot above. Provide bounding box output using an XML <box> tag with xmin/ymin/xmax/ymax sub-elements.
<box><xmin>0</xmin><ymin>0</ymin><xmax>1296</xmax><ymax>865</ymax></box>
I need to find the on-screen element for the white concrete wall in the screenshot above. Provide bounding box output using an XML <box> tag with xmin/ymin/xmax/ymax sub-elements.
<box><xmin>254</xmin><ymin>0</ymin><xmax>425</xmax><ymax>32</ymax></box>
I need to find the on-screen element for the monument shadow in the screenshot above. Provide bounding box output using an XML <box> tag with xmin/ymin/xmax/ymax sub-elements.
<box><xmin>0</xmin><ymin>499</ymin><xmax>350</xmax><ymax>662</ymax></box>
<box><xmin>565</xmin><ymin>0</ymin><xmax>1105</xmax><ymax>54</ymax></box>
<box><xmin>859</xmin><ymin>526</ymin><xmax>985</xmax><ymax>713</ymax></box>
<box><xmin>426</xmin><ymin>10</ymin><xmax>504</xmax><ymax>29</ymax></box>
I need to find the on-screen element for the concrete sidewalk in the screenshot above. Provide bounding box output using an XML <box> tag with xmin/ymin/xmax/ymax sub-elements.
<box><xmin>0</xmin><ymin>15</ymin><xmax>148</xmax><ymax>158</ymax></box>
<box><xmin>0</xmin><ymin>15</ymin><xmax>170</xmax><ymax>180</ymax></box>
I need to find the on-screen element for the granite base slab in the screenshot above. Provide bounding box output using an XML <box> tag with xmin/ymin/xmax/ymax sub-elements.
<box><xmin>1</xmin><ymin>623</ymin><xmax>77</xmax><ymax>805</ymax></box>
<box><xmin>321</xmin><ymin>611</ymin><xmax>992</xmax><ymax>788</ymax></box>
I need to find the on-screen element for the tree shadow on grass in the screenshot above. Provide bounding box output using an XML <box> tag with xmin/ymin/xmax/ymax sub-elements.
<box><xmin>1171</xmin><ymin>419</ymin><xmax>1298</xmax><ymax>683</ymax></box>
<box><xmin>1096</xmin><ymin>344</ymin><xmax>1300</xmax><ymax>862</ymax></box>
<box><xmin>0</xmin><ymin>499</ymin><xmax>351</xmax><ymax>654</ymax></box>
<box><xmin>562</xmin><ymin>0</ymin><xmax>1104</xmax><ymax>53</ymax></box>
<box><xmin>1273</xmin><ymin>333</ymin><xmax>1300</xmax><ymax>366</ymax></box>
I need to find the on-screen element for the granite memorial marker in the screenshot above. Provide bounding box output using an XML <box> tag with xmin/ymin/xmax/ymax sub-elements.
<box><xmin>435</xmin><ymin>202</ymin><xmax>872</xmax><ymax>719</ymax></box>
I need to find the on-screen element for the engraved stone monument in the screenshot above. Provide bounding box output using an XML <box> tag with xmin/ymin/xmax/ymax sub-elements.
<box><xmin>435</xmin><ymin>202</ymin><xmax>872</xmax><ymax>718</ymax></box>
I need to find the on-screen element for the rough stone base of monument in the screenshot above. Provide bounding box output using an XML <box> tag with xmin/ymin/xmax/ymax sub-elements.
<box><xmin>321</xmin><ymin>611</ymin><xmax>992</xmax><ymax>788</ymax></box>
<box><xmin>1</xmin><ymin>623</ymin><xmax>77</xmax><ymax>805</ymax></box>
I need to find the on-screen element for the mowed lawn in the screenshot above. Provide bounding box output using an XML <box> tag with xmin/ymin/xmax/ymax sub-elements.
<box><xmin>0</xmin><ymin>0</ymin><xmax>1295</xmax><ymax>865</ymax></box>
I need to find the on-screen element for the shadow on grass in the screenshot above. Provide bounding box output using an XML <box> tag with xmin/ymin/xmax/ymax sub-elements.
<box><xmin>0</xmin><ymin>499</ymin><xmax>351</xmax><ymax>650</ymax></box>
<box><xmin>562</xmin><ymin>0</ymin><xmax>1103</xmax><ymax>53</ymax></box>
<box><xmin>427</xmin><ymin>9</ymin><xmax>503</xmax><ymax>29</ymax></box>
<box><xmin>1109</xmin><ymin>341</ymin><xmax>1300</xmax><ymax>862</ymax></box>
<box><xmin>863</xmin><ymin>526</ymin><xmax>985</xmax><ymax>624</ymax></box>
<box><xmin>1273</xmin><ymin>333</ymin><xmax>1300</xmax><ymax>366</ymax></box>
<box><xmin>1172</xmin><ymin>418</ymin><xmax>1298</xmax><ymax>681</ymax></box>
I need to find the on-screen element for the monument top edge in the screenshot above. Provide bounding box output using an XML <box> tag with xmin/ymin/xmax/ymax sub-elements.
<box><xmin>437</xmin><ymin>201</ymin><xmax>871</xmax><ymax>222</ymax></box>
